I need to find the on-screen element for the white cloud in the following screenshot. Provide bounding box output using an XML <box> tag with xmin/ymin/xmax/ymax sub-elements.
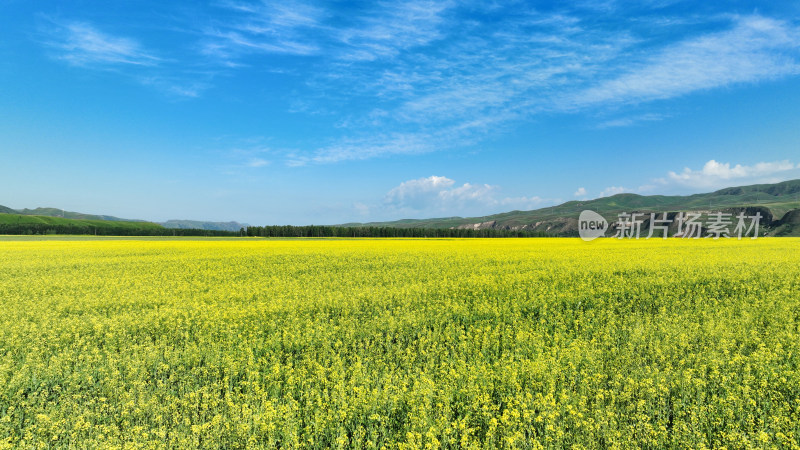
<box><xmin>384</xmin><ymin>176</ymin><xmax>458</xmax><ymax>209</ymax></box>
<box><xmin>382</xmin><ymin>175</ymin><xmax>546</xmax><ymax>215</ymax></box>
<box><xmin>45</xmin><ymin>21</ymin><xmax>160</xmax><ymax>67</ymax></box>
<box><xmin>599</xmin><ymin>186</ymin><xmax>629</xmax><ymax>197</ymax></box>
<box><xmin>661</xmin><ymin>159</ymin><xmax>799</xmax><ymax>189</ymax></box>
<box><xmin>574</xmin><ymin>187</ymin><xmax>587</xmax><ymax>197</ymax></box>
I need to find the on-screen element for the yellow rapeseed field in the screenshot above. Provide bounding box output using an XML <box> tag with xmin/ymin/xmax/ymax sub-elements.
<box><xmin>1</xmin><ymin>237</ymin><xmax>799</xmax><ymax>448</ymax></box>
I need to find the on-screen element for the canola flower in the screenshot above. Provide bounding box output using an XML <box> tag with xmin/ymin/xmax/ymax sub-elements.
<box><xmin>0</xmin><ymin>237</ymin><xmax>799</xmax><ymax>448</ymax></box>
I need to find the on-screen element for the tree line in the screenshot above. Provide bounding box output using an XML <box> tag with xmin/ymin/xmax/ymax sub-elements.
<box><xmin>0</xmin><ymin>223</ymin><xmax>240</xmax><ymax>237</ymax></box>
<box><xmin>0</xmin><ymin>223</ymin><xmax>553</xmax><ymax>238</ymax></box>
<box><xmin>244</xmin><ymin>225</ymin><xmax>551</xmax><ymax>238</ymax></box>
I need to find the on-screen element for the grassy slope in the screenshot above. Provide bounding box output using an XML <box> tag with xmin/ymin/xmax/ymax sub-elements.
<box><xmin>12</xmin><ymin>207</ymin><xmax>140</xmax><ymax>222</ymax></box>
<box><xmin>0</xmin><ymin>213</ymin><xmax>164</xmax><ymax>231</ymax></box>
<box><xmin>0</xmin><ymin>205</ymin><xmax>245</xmax><ymax>231</ymax></box>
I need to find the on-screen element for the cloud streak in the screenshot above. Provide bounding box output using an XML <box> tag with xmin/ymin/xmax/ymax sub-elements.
<box><xmin>202</xmin><ymin>0</ymin><xmax>453</xmax><ymax>64</ymax></box>
<box><xmin>200</xmin><ymin>0</ymin><xmax>323</xmax><ymax>63</ymax></box>
<box><xmin>41</xmin><ymin>18</ymin><xmax>213</xmax><ymax>98</ymax></box>
<box><xmin>570</xmin><ymin>16</ymin><xmax>800</xmax><ymax>108</ymax></box>
<box><xmin>333</xmin><ymin>0</ymin><xmax>453</xmax><ymax>61</ymax></box>
<box><xmin>290</xmin><ymin>11</ymin><xmax>800</xmax><ymax>164</ymax></box>
<box><xmin>39</xmin><ymin>6</ymin><xmax>800</xmax><ymax>158</ymax></box>
<box><xmin>44</xmin><ymin>20</ymin><xmax>161</xmax><ymax>67</ymax></box>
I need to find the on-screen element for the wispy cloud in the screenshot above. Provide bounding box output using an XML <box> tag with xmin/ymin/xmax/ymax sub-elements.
<box><xmin>41</xmin><ymin>18</ymin><xmax>212</xmax><ymax>98</ymax></box>
<box><xmin>38</xmin><ymin>6</ymin><xmax>800</xmax><ymax>149</ymax></box>
<box><xmin>202</xmin><ymin>29</ymin><xmax>318</xmax><ymax>57</ymax></box>
<box><xmin>200</xmin><ymin>0</ymin><xmax>323</xmax><ymax>64</ymax></box>
<box><xmin>44</xmin><ymin>20</ymin><xmax>161</xmax><ymax>67</ymax></box>
<box><xmin>569</xmin><ymin>16</ymin><xmax>800</xmax><ymax>108</ymax></box>
<box><xmin>202</xmin><ymin>0</ymin><xmax>453</xmax><ymax>65</ymax></box>
<box><xmin>292</xmin><ymin>11</ymin><xmax>800</xmax><ymax>163</ymax></box>
<box><xmin>298</xmin><ymin>119</ymin><xmax>500</xmax><ymax>164</ymax></box>
<box><xmin>333</xmin><ymin>0</ymin><xmax>453</xmax><ymax>61</ymax></box>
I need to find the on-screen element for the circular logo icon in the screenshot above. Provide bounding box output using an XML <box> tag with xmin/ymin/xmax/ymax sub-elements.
<box><xmin>579</xmin><ymin>210</ymin><xmax>607</xmax><ymax>241</ymax></box>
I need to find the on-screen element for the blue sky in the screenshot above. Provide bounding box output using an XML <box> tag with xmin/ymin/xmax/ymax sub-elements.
<box><xmin>2</xmin><ymin>1</ymin><xmax>800</xmax><ymax>225</ymax></box>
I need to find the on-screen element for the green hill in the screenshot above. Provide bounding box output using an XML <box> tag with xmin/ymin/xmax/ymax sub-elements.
<box><xmin>0</xmin><ymin>214</ymin><xmax>239</xmax><ymax>236</ymax></box>
<box><xmin>0</xmin><ymin>213</ymin><xmax>165</xmax><ymax>235</ymax></box>
<box><xmin>0</xmin><ymin>205</ymin><xmax>247</xmax><ymax>233</ymax></box>
<box><xmin>342</xmin><ymin>179</ymin><xmax>800</xmax><ymax>236</ymax></box>
<box><xmin>3</xmin><ymin>179</ymin><xmax>800</xmax><ymax>237</ymax></box>
<box><xmin>13</xmin><ymin>207</ymin><xmax>141</xmax><ymax>222</ymax></box>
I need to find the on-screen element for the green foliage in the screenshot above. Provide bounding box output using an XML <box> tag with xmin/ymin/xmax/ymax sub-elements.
<box><xmin>245</xmin><ymin>225</ymin><xmax>551</xmax><ymax>238</ymax></box>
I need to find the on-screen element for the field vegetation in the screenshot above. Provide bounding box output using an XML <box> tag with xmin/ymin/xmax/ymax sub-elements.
<box><xmin>1</xmin><ymin>238</ymin><xmax>798</xmax><ymax>448</ymax></box>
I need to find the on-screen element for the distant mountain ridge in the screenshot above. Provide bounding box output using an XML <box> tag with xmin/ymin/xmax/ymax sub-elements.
<box><xmin>3</xmin><ymin>179</ymin><xmax>800</xmax><ymax>236</ymax></box>
<box><xmin>13</xmin><ymin>207</ymin><xmax>143</xmax><ymax>222</ymax></box>
<box><xmin>160</xmin><ymin>220</ymin><xmax>248</xmax><ymax>232</ymax></box>
<box><xmin>341</xmin><ymin>179</ymin><xmax>800</xmax><ymax>236</ymax></box>
<box><xmin>0</xmin><ymin>206</ymin><xmax>246</xmax><ymax>232</ymax></box>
